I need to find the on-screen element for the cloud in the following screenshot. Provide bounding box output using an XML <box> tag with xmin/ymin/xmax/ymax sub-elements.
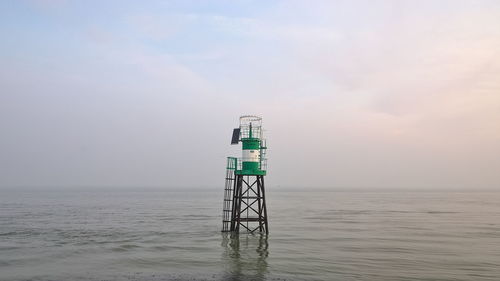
<box><xmin>1</xmin><ymin>1</ymin><xmax>499</xmax><ymax>188</ymax></box>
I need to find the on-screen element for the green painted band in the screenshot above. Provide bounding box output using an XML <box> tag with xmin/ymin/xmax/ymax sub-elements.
<box><xmin>242</xmin><ymin>162</ymin><xmax>259</xmax><ymax>171</ymax></box>
<box><xmin>235</xmin><ymin>170</ymin><xmax>266</xmax><ymax>176</ymax></box>
<box><xmin>242</xmin><ymin>138</ymin><xmax>260</xmax><ymax>150</ymax></box>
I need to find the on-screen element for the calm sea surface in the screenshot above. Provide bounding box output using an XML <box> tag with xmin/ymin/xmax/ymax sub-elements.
<box><xmin>1</xmin><ymin>188</ymin><xmax>499</xmax><ymax>281</ymax></box>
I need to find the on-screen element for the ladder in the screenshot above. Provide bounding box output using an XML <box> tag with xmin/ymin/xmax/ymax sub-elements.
<box><xmin>222</xmin><ymin>157</ymin><xmax>237</xmax><ymax>232</ymax></box>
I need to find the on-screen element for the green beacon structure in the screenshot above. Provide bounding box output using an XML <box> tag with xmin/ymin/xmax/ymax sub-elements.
<box><xmin>222</xmin><ymin>115</ymin><xmax>269</xmax><ymax>234</ymax></box>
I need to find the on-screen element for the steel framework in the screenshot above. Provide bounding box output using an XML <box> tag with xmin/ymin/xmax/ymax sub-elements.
<box><xmin>230</xmin><ymin>175</ymin><xmax>269</xmax><ymax>234</ymax></box>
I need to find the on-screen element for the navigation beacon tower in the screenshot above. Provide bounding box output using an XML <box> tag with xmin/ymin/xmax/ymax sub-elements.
<box><xmin>222</xmin><ymin>115</ymin><xmax>268</xmax><ymax>234</ymax></box>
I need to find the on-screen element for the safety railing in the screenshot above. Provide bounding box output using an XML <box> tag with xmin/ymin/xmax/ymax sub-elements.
<box><xmin>226</xmin><ymin>157</ymin><xmax>237</xmax><ymax>170</ymax></box>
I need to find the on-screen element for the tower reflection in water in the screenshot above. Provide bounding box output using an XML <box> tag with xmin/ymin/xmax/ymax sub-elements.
<box><xmin>221</xmin><ymin>233</ymin><xmax>269</xmax><ymax>281</ymax></box>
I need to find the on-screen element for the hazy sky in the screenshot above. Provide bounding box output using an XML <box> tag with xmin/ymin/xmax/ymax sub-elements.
<box><xmin>1</xmin><ymin>0</ymin><xmax>499</xmax><ymax>189</ymax></box>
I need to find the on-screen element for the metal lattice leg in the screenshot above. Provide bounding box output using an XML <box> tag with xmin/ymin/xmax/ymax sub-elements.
<box><xmin>229</xmin><ymin>174</ymin><xmax>268</xmax><ymax>234</ymax></box>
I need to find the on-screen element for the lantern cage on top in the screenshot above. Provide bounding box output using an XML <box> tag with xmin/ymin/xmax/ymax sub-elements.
<box><xmin>239</xmin><ymin>115</ymin><xmax>263</xmax><ymax>140</ymax></box>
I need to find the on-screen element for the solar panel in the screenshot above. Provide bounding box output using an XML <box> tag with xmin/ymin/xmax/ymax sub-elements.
<box><xmin>231</xmin><ymin>128</ymin><xmax>240</xmax><ymax>144</ymax></box>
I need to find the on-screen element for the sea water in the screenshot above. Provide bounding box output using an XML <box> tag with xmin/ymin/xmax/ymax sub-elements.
<box><xmin>1</xmin><ymin>188</ymin><xmax>499</xmax><ymax>281</ymax></box>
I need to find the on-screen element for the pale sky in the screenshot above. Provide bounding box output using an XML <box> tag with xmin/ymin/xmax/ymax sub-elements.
<box><xmin>1</xmin><ymin>0</ymin><xmax>499</xmax><ymax>189</ymax></box>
